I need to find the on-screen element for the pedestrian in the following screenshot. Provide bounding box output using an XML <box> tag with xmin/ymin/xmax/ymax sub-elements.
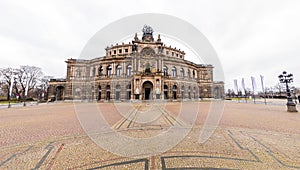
<box><xmin>298</xmin><ymin>95</ymin><xmax>300</xmax><ymax>104</ymax></box>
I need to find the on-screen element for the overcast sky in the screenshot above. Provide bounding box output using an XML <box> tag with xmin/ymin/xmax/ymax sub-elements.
<box><xmin>1</xmin><ymin>0</ymin><xmax>300</xmax><ymax>91</ymax></box>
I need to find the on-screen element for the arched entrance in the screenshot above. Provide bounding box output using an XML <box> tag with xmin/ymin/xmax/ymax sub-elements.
<box><xmin>188</xmin><ymin>86</ymin><xmax>191</xmax><ymax>99</ymax></box>
<box><xmin>56</xmin><ymin>86</ymin><xmax>64</xmax><ymax>100</ymax></box>
<box><xmin>116</xmin><ymin>84</ymin><xmax>121</xmax><ymax>100</ymax></box>
<box><xmin>181</xmin><ymin>85</ymin><xmax>185</xmax><ymax>99</ymax></box>
<box><xmin>106</xmin><ymin>85</ymin><xmax>110</xmax><ymax>100</ymax></box>
<box><xmin>214</xmin><ymin>87</ymin><xmax>221</xmax><ymax>99</ymax></box>
<box><xmin>126</xmin><ymin>84</ymin><xmax>131</xmax><ymax>100</ymax></box>
<box><xmin>97</xmin><ymin>85</ymin><xmax>101</xmax><ymax>100</ymax></box>
<box><xmin>143</xmin><ymin>81</ymin><xmax>153</xmax><ymax>100</ymax></box>
<box><xmin>164</xmin><ymin>85</ymin><xmax>168</xmax><ymax>99</ymax></box>
<box><xmin>172</xmin><ymin>85</ymin><xmax>177</xmax><ymax>99</ymax></box>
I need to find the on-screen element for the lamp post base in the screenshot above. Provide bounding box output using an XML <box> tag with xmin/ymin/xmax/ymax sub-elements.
<box><xmin>287</xmin><ymin>103</ymin><xmax>298</xmax><ymax>112</ymax></box>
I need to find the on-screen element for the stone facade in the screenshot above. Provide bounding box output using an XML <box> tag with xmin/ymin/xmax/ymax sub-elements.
<box><xmin>48</xmin><ymin>26</ymin><xmax>224</xmax><ymax>101</ymax></box>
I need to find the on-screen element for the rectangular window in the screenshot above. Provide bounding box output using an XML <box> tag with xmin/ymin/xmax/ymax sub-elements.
<box><xmin>114</xmin><ymin>50</ymin><xmax>116</xmax><ymax>54</ymax></box>
<box><xmin>176</xmin><ymin>54</ymin><xmax>178</xmax><ymax>57</ymax></box>
<box><xmin>166</xmin><ymin>51</ymin><xmax>169</xmax><ymax>55</ymax></box>
<box><xmin>172</xmin><ymin>52</ymin><xmax>174</xmax><ymax>56</ymax></box>
<box><xmin>125</xmin><ymin>48</ymin><xmax>128</xmax><ymax>52</ymax></box>
<box><xmin>119</xmin><ymin>49</ymin><xmax>122</xmax><ymax>54</ymax></box>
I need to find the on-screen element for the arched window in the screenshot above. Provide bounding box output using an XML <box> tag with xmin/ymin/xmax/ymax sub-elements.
<box><xmin>188</xmin><ymin>86</ymin><xmax>191</xmax><ymax>99</ymax></box>
<box><xmin>75</xmin><ymin>88</ymin><xmax>81</xmax><ymax>96</ymax></box>
<box><xmin>172</xmin><ymin>66</ymin><xmax>177</xmax><ymax>77</ymax></box>
<box><xmin>116</xmin><ymin>65</ymin><xmax>122</xmax><ymax>76</ymax></box>
<box><xmin>192</xmin><ymin>70</ymin><xmax>195</xmax><ymax>78</ymax></box>
<box><xmin>163</xmin><ymin>66</ymin><xmax>168</xmax><ymax>76</ymax></box>
<box><xmin>92</xmin><ymin>67</ymin><xmax>96</xmax><ymax>77</ymax></box>
<box><xmin>173</xmin><ymin>85</ymin><xmax>177</xmax><ymax>90</ymax></box>
<box><xmin>187</xmin><ymin>69</ymin><xmax>191</xmax><ymax>78</ymax></box>
<box><xmin>180</xmin><ymin>68</ymin><xmax>184</xmax><ymax>77</ymax></box>
<box><xmin>126</xmin><ymin>64</ymin><xmax>132</xmax><ymax>76</ymax></box>
<box><xmin>107</xmin><ymin>65</ymin><xmax>112</xmax><ymax>76</ymax></box>
<box><xmin>75</xmin><ymin>69</ymin><xmax>81</xmax><ymax>77</ymax></box>
<box><xmin>145</xmin><ymin>63</ymin><xmax>151</xmax><ymax>73</ymax></box>
<box><xmin>98</xmin><ymin>66</ymin><xmax>103</xmax><ymax>76</ymax></box>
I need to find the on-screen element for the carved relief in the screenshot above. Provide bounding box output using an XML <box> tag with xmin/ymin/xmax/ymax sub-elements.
<box><xmin>141</xmin><ymin>47</ymin><xmax>155</xmax><ymax>56</ymax></box>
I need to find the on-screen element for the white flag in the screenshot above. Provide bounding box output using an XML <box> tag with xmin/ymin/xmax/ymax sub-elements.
<box><xmin>260</xmin><ymin>75</ymin><xmax>265</xmax><ymax>93</ymax></box>
<box><xmin>251</xmin><ymin>77</ymin><xmax>257</xmax><ymax>95</ymax></box>
<box><xmin>234</xmin><ymin>79</ymin><xmax>238</xmax><ymax>95</ymax></box>
<box><xmin>241</xmin><ymin>78</ymin><xmax>246</xmax><ymax>95</ymax></box>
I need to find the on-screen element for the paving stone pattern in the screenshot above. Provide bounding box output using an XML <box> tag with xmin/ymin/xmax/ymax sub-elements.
<box><xmin>0</xmin><ymin>101</ymin><xmax>300</xmax><ymax>169</ymax></box>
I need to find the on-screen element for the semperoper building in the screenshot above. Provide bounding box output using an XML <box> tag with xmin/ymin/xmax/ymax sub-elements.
<box><xmin>48</xmin><ymin>25</ymin><xmax>224</xmax><ymax>101</ymax></box>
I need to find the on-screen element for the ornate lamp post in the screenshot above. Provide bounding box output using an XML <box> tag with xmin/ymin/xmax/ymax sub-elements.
<box><xmin>278</xmin><ymin>71</ymin><xmax>298</xmax><ymax>112</ymax></box>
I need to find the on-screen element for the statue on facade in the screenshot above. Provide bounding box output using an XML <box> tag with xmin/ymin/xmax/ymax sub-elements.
<box><xmin>142</xmin><ymin>25</ymin><xmax>153</xmax><ymax>35</ymax></box>
<box><xmin>142</xmin><ymin>25</ymin><xmax>154</xmax><ymax>42</ymax></box>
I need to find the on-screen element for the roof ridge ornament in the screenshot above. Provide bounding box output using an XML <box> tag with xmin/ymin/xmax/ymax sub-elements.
<box><xmin>142</xmin><ymin>25</ymin><xmax>153</xmax><ymax>35</ymax></box>
<box><xmin>142</xmin><ymin>25</ymin><xmax>154</xmax><ymax>42</ymax></box>
<box><xmin>134</xmin><ymin>33</ymin><xmax>139</xmax><ymax>41</ymax></box>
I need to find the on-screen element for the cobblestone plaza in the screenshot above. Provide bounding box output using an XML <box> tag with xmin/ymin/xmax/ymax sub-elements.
<box><xmin>1</xmin><ymin>101</ymin><xmax>300</xmax><ymax>169</ymax></box>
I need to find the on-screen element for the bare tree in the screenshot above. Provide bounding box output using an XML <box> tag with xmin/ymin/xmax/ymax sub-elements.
<box><xmin>15</xmin><ymin>65</ymin><xmax>43</xmax><ymax>103</ymax></box>
<box><xmin>0</xmin><ymin>67</ymin><xmax>17</xmax><ymax>100</ymax></box>
<box><xmin>274</xmin><ymin>83</ymin><xmax>284</xmax><ymax>96</ymax></box>
<box><xmin>39</xmin><ymin>75</ymin><xmax>53</xmax><ymax>100</ymax></box>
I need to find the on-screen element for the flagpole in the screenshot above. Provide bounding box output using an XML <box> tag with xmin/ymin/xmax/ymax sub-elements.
<box><xmin>260</xmin><ymin>75</ymin><xmax>266</xmax><ymax>105</ymax></box>
<box><xmin>234</xmin><ymin>79</ymin><xmax>239</xmax><ymax>103</ymax></box>
<box><xmin>242</xmin><ymin>78</ymin><xmax>247</xmax><ymax>103</ymax></box>
<box><xmin>251</xmin><ymin>77</ymin><xmax>256</xmax><ymax>104</ymax></box>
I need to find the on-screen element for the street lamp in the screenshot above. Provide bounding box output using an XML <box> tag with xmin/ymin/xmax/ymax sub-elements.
<box><xmin>278</xmin><ymin>71</ymin><xmax>298</xmax><ymax>112</ymax></box>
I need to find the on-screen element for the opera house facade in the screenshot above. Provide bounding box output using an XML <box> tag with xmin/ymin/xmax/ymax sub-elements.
<box><xmin>48</xmin><ymin>26</ymin><xmax>224</xmax><ymax>101</ymax></box>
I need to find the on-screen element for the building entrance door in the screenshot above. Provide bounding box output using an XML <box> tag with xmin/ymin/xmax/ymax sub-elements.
<box><xmin>142</xmin><ymin>81</ymin><xmax>153</xmax><ymax>100</ymax></box>
<box><xmin>145</xmin><ymin>88</ymin><xmax>151</xmax><ymax>100</ymax></box>
<box><xmin>56</xmin><ymin>86</ymin><xmax>64</xmax><ymax>100</ymax></box>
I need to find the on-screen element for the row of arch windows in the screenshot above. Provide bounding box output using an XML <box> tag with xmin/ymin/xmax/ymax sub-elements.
<box><xmin>96</xmin><ymin>84</ymin><xmax>197</xmax><ymax>92</ymax></box>
<box><xmin>164</xmin><ymin>85</ymin><xmax>197</xmax><ymax>99</ymax></box>
<box><xmin>100</xmin><ymin>84</ymin><xmax>197</xmax><ymax>99</ymax></box>
<box><xmin>87</xmin><ymin>65</ymin><xmax>195</xmax><ymax>78</ymax></box>
<box><xmin>163</xmin><ymin>66</ymin><xmax>196</xmax><ymax>78</ymax></box>
<box><xmin>76</xmin><ymin>84</ymin><xmax>198</xmax><ymax>100</ymax></box>
<box><xmin>97</xmin><ymin>84</ymin><xmax>131</xmax><ymax>90</ymax></box>
<box><xmin>97</xmin><ymin>64</ymin><xmax>132</xmax><ymax>77</ymax></box>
